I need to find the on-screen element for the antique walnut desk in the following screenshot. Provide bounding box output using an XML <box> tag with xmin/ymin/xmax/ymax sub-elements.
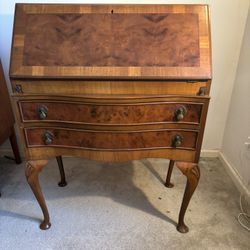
<box><xmin>9</xmin><ymin>4</ymin><xmax>211</xmax><ymax>233</ymax></box>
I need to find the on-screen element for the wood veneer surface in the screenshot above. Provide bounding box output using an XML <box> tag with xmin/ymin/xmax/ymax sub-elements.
<box><xmin>20</xmin><ymin>101</ymin><xmax>202</xmax><ymax>125</ymax></box>
<box><xmin>23</xmin><ymin>13</ymin><xmax>199</xmax><ymax>67</ymax></box>
<box><xmin>10</xmin><ymin>4</ymin><xmax>211</xmax><ymax>79</ymax></box>
<box><xmin>25</xmin><ymin>127</ymin><xmax>198</xmax><ymax>150</ymax></box>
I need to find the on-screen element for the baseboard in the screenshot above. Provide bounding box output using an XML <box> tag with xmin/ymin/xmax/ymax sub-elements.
<box><xmin>219</xmin><ymin>152</ymin><xmax>250</xmax><ymax>199</ymax></box>
<box><xmin>201</xmin><ymin>149</ymin><xmax>219</xmax><ymax>157</ymax></box>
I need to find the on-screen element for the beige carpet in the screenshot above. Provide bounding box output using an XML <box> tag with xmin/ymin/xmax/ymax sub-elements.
<box><xmin>0</xmin><ymin>157</ymin><xmax>249</xmax><ymax>250</ymax></box>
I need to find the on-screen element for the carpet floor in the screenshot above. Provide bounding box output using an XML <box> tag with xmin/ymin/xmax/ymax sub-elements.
<box><xmin>0</xmin><ymin>157</ymin><xmax>249</xmax><ymax>250</ymax></box>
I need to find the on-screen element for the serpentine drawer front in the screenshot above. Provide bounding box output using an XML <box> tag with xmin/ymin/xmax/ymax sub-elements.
<box><xmin>24</xmin><ymin>127</ymin><xmax>198</xmax><ymax>150</ymax></box>
<box><xmin>10</xmin><ymin>4</ymin><xmax>212</xmax><ymax>233</ymax></box>
<box><xmin>19</xmin><ymin>99</ymin><xmax>204</xmax><ymax>125</ymax></box>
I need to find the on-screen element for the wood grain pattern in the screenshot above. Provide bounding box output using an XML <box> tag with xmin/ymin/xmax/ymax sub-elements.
<box><xmin>23</xmin><ymin>13</ymin><xmax>199</xmax><ymax>67</ymax></box>
<box><xmin>14</xmin><ymin>94</ymin><xmax>210</xmax><ymax>104</ymax></box>
<box><xmin>12</xmin><ymin>95</ymin><xmax>209</xmax><ymax>132</ymax></box>
<box><xmin>194</xmin><ymin>94</ymin><xmax>209</xmax><ymax>162</ymax></box>
<box><xmin>10</xmin><ymin>4</ymin><xmax>211</xmax><ymax>79</ymax></box>
<box><xmin>25</xmin><ymin>160</ymin><xmax>51</xmax><ymax>230</ymax></box>
<box><xmin>11</xmin><ymin>80</ymin><xmax>210</xmax><ymax>96</ymax></box>
<box><xmin>25</xmin><ymin>127</ymin><xmax>198</xmax><ymax>150</ymax></box>
<box><xmin>175</xmin><ymin>162</ymin><xmax>200</xmax><ymax>233</ymax></box>
<box><xmin>9</xmin><ymin>4</ymin><xmax>212</xmax><ymax>233</ymax></box>
<box><xmin>25</xmin><ymin>147</ymin><xmax>196</xmax><ymax>163</ymax></box>
<box><xmin>19</xmin><ymin>100</ymin><xmax>202</xmax><ymax>125</ymax></box>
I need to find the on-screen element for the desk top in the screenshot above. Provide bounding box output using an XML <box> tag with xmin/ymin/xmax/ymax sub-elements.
<box><xmin>10</xmin><ymin>4</ymin><xmax>211</xmax><ymax>80</ymax></box>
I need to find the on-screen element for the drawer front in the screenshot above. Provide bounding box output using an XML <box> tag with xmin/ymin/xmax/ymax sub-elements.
<box><xmin>19</xmin><ymin>101</ymin><xmax>203</xmax><ymax>125</ymax></box>
<box><xmin>25</xmin><ymin>127</ymin><xmax>198</xmax><ymax>150</ymax></box>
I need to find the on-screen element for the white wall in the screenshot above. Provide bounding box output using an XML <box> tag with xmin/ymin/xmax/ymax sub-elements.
<box><xmin>221</xmin><ymin>7</ymin><xmax>250</xmax><ymax>191</ymax></box>
<box><xmin>0</xmin><ymin>0</ymin><xmax>250</xmax><ymax>153</ymax></box>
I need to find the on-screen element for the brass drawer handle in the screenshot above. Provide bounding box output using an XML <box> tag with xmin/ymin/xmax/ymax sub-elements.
<box><xmin>197</xmin><ymin>86</ymin><xmax>207</xmax><ymax>96</ymax></box>
<box><xmin>37</xmin><ymin>105</ymin><xmax>48</xmax><ymax>120</ymax></box>
<box><xmin>172</xmin><ymin>134</ymin><xmax>183</xmax><ymax>147</ymax></box>
<box><xmin>43</xmin><ymin>131</ymin><xmax>54</xmax><ymax>145</ymax></box>
<box><xmin>175</xmin><ymin>106</ymin><xmax>187</xmax><ymax>121</ymax></box>
<box><xmin>90</xmin><ymin>107</ymin><xmax>97</xmax><ymax>117</ymax></box>
<box><xmin>15</xmin><ymin>84</ymin><xmax>23</xmax><ymax>93</ymax></box>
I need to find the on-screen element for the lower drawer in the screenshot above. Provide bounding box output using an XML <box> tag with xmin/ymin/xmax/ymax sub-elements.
<box><xmin>24</xmin><ymin>127</ymin><xmax>198</xmax><ymax>150</ymax></box>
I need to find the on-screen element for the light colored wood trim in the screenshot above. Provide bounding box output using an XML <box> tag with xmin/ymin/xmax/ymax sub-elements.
<box><xmin>26</xmin><ymin>147</ymin><xmax>196</xmax><ymax>162</ymax></box>
<box><xmin>19</xmin><ymin>121</ymin><xmax>202</xmax><ymax>131</ymax></box>
<box><xmin>12</xmin><ymin>93</ymin><xmax>210</xmax><ymax>102</ymax></box>
<box><xmin>11</xmin><ymin>80</ymin><xmax>210</xmax><ymax>96</ymax></box>
<box><xmin>10</xmin><ymin>4</ymin><xmax>211</xmax><ymax>80</ymax></box>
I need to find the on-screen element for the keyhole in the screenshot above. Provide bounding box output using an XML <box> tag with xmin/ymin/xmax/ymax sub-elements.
<box><xmin>111</xmin><ymin>9</ymin><xmax>114</xmax><ymax>14</ymax></box>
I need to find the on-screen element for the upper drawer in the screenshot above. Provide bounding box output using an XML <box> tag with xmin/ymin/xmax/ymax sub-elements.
<box><xmin>19</xmin><ymin>99</ymin><xmax>204</xmax><ymax>125</ymax></box>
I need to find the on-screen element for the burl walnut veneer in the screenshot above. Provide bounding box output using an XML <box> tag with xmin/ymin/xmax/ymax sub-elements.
<box><xmin>10</xmin><ymin>4</ymin><xmax>212</xmax><ymax>233</ymax></box>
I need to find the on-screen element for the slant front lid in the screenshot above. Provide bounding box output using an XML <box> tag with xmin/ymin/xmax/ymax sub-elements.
<box><xmin>10</xmin><ymin>4</ymin><xmax>211</xmax><ymax>79</ymax></box>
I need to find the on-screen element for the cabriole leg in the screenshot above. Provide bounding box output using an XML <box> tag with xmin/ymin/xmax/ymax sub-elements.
<box><xmin>176</xmin><ymin>162</ymin><xmax>200</xmax><ymax>233</ymax></box>
<box><xmin>25</xmin><ymin>160</ymin><xmax>51</xmax><ymax>230</ymax></box>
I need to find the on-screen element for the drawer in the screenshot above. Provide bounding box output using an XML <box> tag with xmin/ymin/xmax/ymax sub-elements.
<box><xmin>24</xmin><ymin>127</ymin><xmax>198</xmax><ymax>150</ymax></box>
<box><xmin>19</xmin><ymin>100</ymin><xmax>203</xmax><ymax>125</ymax></box>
